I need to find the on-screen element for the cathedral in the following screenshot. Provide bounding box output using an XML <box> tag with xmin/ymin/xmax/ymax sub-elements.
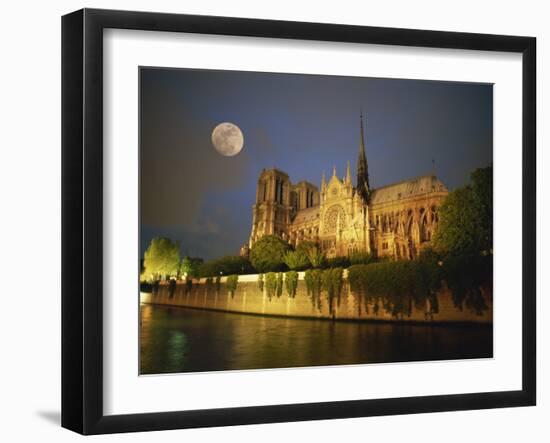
<box><xmin>244</xmin><ymin>113</ymin><xmax>449</xmax><ymax>260</ymax></box>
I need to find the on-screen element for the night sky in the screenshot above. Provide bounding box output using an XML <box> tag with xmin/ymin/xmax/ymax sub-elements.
<box><xmin>140</xmin><ymin>68</ymin><xmax>493</xmax><ymax>261</ymax></box>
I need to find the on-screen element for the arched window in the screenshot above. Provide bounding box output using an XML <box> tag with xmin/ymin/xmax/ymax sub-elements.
<box><xmin>431</xmin><ymin>205</ymin><xmax>439</xmax><ymax>223</ymax></box>
<box><xmin>420</xmin><ymin>212</ymin><xmax>430</xmax><ymax>242</ymax></box>
<box><xmin>406</xmin><ymin>215</ymin><xmax>413</xmax><ymax>235</ymax></box>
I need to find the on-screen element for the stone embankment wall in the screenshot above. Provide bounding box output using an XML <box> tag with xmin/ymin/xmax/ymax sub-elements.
<box><xmin>141</xmin><ymin>273</ymin><xmax>492</xmax><ymax>324</ymax></box>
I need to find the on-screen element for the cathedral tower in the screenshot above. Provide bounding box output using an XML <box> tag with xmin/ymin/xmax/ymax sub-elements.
<box><xmin>357</xmin><ymin>111</ymin><xmax>371</xmax><ymax>202</ymax></box>
<box><xmin>249</xmin><ymin>168</ymin><xmax>292</xmax><ymax>247</ymax></box>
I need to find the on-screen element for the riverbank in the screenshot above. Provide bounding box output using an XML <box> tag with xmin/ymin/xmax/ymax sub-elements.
<box><xmin>140</xmin><ymin>272</ymin><xmax>492</xmax><ymax>324</ymax></box>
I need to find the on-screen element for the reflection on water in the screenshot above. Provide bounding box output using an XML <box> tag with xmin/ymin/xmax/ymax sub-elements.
<box><xmin>140</xmin><ymin>304</ymin><xmax>493</xmax><ymax>375</ymax></box>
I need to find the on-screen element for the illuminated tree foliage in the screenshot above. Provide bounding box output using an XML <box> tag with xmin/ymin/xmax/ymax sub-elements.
<box><xmin>296</xmin><ymin>241</ymin><xmax>317</xmax><ymax>255</ymax></box>
<box><xmin>304</xmin><ymin>269</ymin><xmax>323</xmax><ymax>311</ymax></box>
<box><xmin>306</xmin><ymin>246</ymin><xmax>325</xmax><ymax>269</ymax></box>
<box><xmin>322</xmin><ymin>267</ymin><xmax>344</xmax><ymax>316</ymax></box>
<box><xmin>226</xmin><ymin>275</ymin><xmax>239</xmax><ymax>298</ymax></box>
<box><xmin>179</xmin><ymin>256</ymin><xmax>193</xmax><ymax>278</ymax></box>
<box><xmin>142</xmin><ymin>237</ymin><xmax>180</xmax><ymax>282</ymax></box>
<box><xmin>179</xmin><ymin>256</ymin><xmax>203</xmax><ymax>279</ymax></box>
<box><xmin>433</xmin><ymin>166</ymin><xmax>493</xmax><ymax>255</ymax></box>
<box><xmin>276</xmin><ymin>272</ymin><xmax>284</xmax><ymax>298</ymax></box>
<box><xmin>249</xmin><ymin>235</ymin><xmax>290</xmax><ymax>273</ymax></box>
<box><xmin>348</xmin><ymin>256</ymin><xmax>443</xmax><ymax>319</ymax></box>
<box><xmin>349</xmin><ymin>250</ymin><xmax>376</xmax><ymax>266</ymax></box>
<box><xmin>264</xmin><ymin>272</ymin><xmax>278</xmax><ymax>301</ymax></box>
<box><xmin>347</xmin><ymin>250</ymin><xmax>491</xmax><ymax>317</ymax></box>
<box><xmin>285</xmin><ymin>271</ymin><xmax>299</xmax><ymax>298</ymax></box>
<box><xmin>284</xmin><ymin>250</ymin><xmax>310</xmax><ymax>271</ymax></box>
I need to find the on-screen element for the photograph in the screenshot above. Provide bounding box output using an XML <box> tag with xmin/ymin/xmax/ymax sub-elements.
<box><xmin>138</xmin><ymin>67</ymin><xmax>494</xmax><ymax>375</ymax></box>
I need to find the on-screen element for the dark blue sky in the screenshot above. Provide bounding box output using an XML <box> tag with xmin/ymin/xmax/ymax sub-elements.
<box><xmin>140</xmin><ymin>68</ymin><xmax>492</xmax><ymax>260</ymax></box>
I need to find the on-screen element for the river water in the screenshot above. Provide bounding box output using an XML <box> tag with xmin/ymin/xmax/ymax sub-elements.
<box><xmin>140</xmin><ymin>304</ymin><xmax>493</xmax><ymax>375</ymax></box>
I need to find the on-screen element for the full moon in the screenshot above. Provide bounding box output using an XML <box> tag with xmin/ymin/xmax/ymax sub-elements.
<box><xmin>211</xmin><ymin>122</ymin><xmax>244</xmax><ymax>157</ymax></box>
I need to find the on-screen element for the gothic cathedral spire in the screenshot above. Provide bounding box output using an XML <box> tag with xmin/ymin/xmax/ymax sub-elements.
<box><xmin>357</xmin><ymin>110</ymin><xmax>370</xmax><ymax>201</ymax></box>
<box><xmin>345</xmin><ymin>160</ymin><xmax>352</xmax><ymax>185</ymax></box>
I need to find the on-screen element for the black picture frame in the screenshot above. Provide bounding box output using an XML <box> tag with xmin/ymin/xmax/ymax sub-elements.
<box><xmin>62</xmin><ymin>8</ymin><xmax>536</xmax><ymax>435</ymax></box>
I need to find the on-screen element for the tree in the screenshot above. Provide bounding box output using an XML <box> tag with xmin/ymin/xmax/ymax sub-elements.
<box><xmin>179</xmin><ymin>256</ymin><xmax>192</xmax><ymax>278</ymax></box>
<box><xmin>198</xmin><ymin>255</ymin><xmax>255</xmax><ymax>277</ymax></box>
<box><xmin>296</xmin><ymin>241</ymin><xmax>325</xmax><ymax>268</ymax></box>
<box><xmin>249</xmin><ymin>235</ymin><xmax>290</xmax><ymax>273</ymax></box>
<box><xmin>306</xmin><ymin>246</ymin><xmax>325</xmax><ymax>268</ymax></box>
<box><xmin>179</xmin><ymin>256</ymin><xmax>203</xmax><ymax>279</ymax></box>
<box><xmin>296</xmin><ymin>241</ymin><xmax>317</xmax><ymax>256</ymax></box>
<box><xmin>349</xmin><ymin>250</ymin><xmax>375</xmax><ymax>266</ymax></box>
<box><xmin>433</xmin><ymin>166</ymin><xmax>493</xmax><ymax>255</ymax></box>
<box><xmin>284</xmin><ymin>250</ymin><xmax>309</xmax><ymax>271</ymax></box>
<box><xmin>471</xmin><ymin>166</ymin><xmax>493</xmax><ymax>251</ymax></box>
<box><xmin>142</xmin><ymin>237</ymin><xmax>180</xmax><ymax>281</ymax></box>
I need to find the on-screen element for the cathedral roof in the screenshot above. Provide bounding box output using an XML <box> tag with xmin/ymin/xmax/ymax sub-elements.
<box><xmin>294</xmin><ymin>180</ymin><xmax>319</xmax><ymax>190</ymax></box>
<box><xmin>260</xmin><ymin>168</ymin><xmax>289</xmax><ymax>178</ymax></box>
<box><xmin>292</xmin><ymin>206</ymin><xmax>320</xmax><ymax>224</ymax></box>
<box><xmin>369</xmin><ymin>175</ymin><xmax>448</xmax><ymax>205</ymax></box>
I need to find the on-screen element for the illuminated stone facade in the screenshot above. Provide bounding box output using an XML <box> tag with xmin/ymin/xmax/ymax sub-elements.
<box><xmin>247</xmin><ymin>114</ymin><xmax>449</xmax><ymax>260</ymax></box>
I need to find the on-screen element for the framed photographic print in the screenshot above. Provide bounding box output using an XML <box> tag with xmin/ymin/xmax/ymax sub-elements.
<box><xmin>61</xmin><ymin>8</ymin><xmax>536</xmax><ymax>435</ymax></box>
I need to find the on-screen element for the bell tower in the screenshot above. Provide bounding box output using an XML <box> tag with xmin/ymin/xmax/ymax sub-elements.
<box><xmin>249</xmin><ymin>168</ymin><xmax>292</xmax><ymax>247</ymax></box>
